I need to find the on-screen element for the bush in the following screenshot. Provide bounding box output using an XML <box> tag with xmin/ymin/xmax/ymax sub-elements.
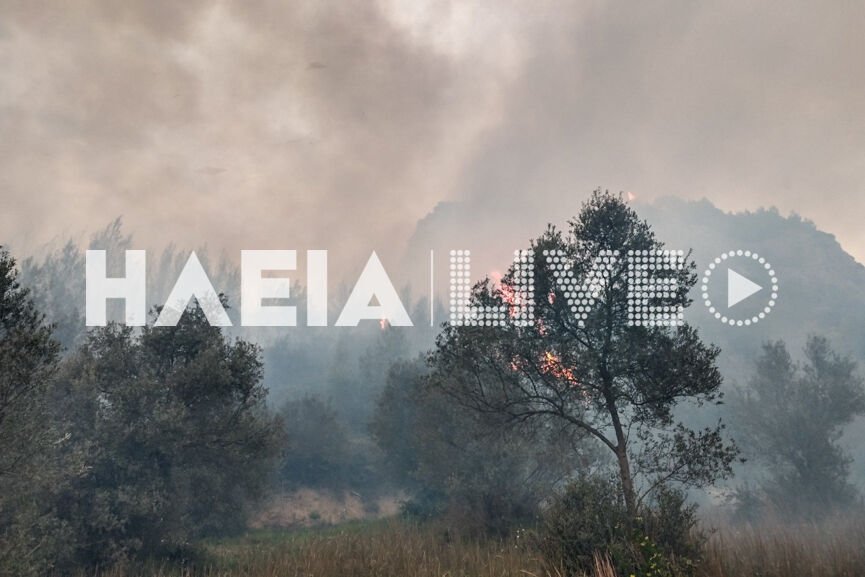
<box><xmin>641</xmin><ymin>486</ymin><xmax>705</xmax><ymax>576</ymax></box>
<box><xmin>536</xmin><ymin>477</ymin><xmax>704</xmax><ymax>577</ymax></box>
<box><xmin>536</xmin><ymin>476</ymin><xmax>632</xmax><ymax>574</ymax></box>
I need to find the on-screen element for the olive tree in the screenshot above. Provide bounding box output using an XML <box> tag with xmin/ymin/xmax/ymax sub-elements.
<box><xmin>429</xmin><ymin>191</ymin><xmax>737</xmax><ymax>520</ymax></box>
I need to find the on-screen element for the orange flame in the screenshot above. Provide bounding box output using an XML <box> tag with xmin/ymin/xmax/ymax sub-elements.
<box><xmin>500</xmin><ymin>282</ymin><xmax>520</xmax><ymax>319</ymax></box>
<box><xmin>540</xmin><ymin>351</ymin><xmax>579</xmax><ymax>386</ymax></box>
<box><xmin>509</xmin><ymin>351</ymin><xmax>586</xmax><ymax>399</ymax></box>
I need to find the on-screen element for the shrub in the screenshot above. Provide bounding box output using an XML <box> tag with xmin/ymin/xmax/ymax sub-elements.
<box><xmin>642</xmin><ymin>486</ymin><xmax>704</xmax><ymax>570</ymax></box>
<box><xmin>536</xmin><ymin>476</ymin><xmax>632</xmax><ymax>575</ymax></box>
<box><xmin>536</xmin><ymin>477</ymin><xmax>704</xmax><ymax>577</ymax></box>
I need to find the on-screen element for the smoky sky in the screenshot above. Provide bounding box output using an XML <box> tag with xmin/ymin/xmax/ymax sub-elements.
<box><xmin>1</xmin><ymin>0</ymin><xmax>864</xmax><ymax>277</ymax></box>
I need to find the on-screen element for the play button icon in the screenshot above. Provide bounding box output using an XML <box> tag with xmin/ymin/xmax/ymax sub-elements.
<box><xmin>701</xmin><ymin>250</ymin><xmax>779</xmax><ymax>327</ymax></box>
<box><xmin>727</xmin><ymin>269</ymin><xmax>762</xmax><ymax>308</ymax></box>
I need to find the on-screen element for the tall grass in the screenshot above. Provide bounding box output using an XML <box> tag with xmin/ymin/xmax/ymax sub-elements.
<box><xmin>702</xmin><ymin>516</ymin><xmax>865</xmax><ymax>577</ymax></box>
<box><xmin>72</xmin><ymin>516</ymin><xmax>865</xmax><ymax>577</ymax></box>
<box><xmin>74</xmin><ymin>520</ymin><xmax>550</xmax><ymax>577</ymax></box>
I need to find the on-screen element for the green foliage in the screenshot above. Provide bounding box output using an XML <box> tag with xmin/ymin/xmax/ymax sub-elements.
<box><xmin>537</xmin><ymin>477</ymin><xmax>703</xmax><ymax>577</ymax></box>
<box><xmin>372</xmin><ymin>359</ymin><xmax>582</xmax><ymax>536</ymax></box>
<box><xmin>0</xmin><ymin>247</ymin><xmax>62</xmax><ymax>576</ymax></box>
<box><xmin>428</xmin><ymin>190</ymin><xmax>737</xmax><ymax>519</ymax></box>
<box><xmin>641</xmin><ymin>487</ymin><xmax>703</xmax><ymax>568</ymax></box>
<box><xmin>536</xmin><ymin>476</ymin><xmax>632</xmax><ymax>573</ymax></box>
<box><xmin>731</xmin><ymin>336</ymin><xmax>865</xmax><ymax>520</ymax></box>
<box><xmin>44</xmin><ymin>301</ymin><xmax>281</xmax><ymax>569</ymax></box>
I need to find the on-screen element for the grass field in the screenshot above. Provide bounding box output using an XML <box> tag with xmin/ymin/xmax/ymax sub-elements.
<box><xmin>73</xmin><ymin>517</ymin><xmax>865</xmax><ymax>577</ymax></box>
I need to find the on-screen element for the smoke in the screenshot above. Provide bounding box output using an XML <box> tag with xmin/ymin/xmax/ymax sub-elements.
<box><xmin>2</xmin><ymin>0</ymin><xmax>865</xmax><ymax>273</ymax></box>
<box><xmin>0</xmin><ymin>0</ymin><xmax>496</xmax><ymax>275</ymax></box>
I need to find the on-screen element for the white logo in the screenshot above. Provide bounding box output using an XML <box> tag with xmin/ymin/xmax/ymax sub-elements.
<box><xmin>701</xmin><ymin>250</ymin><xmax>779</xmax><ymax>327</ymax></box>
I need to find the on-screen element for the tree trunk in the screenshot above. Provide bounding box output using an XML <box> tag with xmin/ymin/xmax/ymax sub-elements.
<box><xmin>615</xmin><ymin>442</ymin><xmax>638</xmax><ymax>520</ymax></box>
<box><xmin>606</xmin><ymin>391</ymin><xmax>638</xmax><ymax>520</ymax></box>
<box><xmin>601</xmin><ymin>346</ymin><xmax>638</xmax><ymax>520</ymax></box>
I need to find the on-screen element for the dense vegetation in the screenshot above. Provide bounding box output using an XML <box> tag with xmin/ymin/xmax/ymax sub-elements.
<box><xmin>0</xmin><ymin>250</ymin><xmax>281</xmax><ymax>574</ymax></box>
<box><xmin>50</xmin><ymin>519</ymin><xmax>865</xmax><ymax>577</ymax></box>
<box><xmin>3</xmin><ymin>193</ymin><xmax>865</xmax><ymax>576</ymax></box>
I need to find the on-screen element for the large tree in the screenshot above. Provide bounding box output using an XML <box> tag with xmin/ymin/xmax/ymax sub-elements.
<box><xmin>429</xmin><ymin>191</ymin><xmax>737</xmax><ymax>519</ymax></box>
<box><xmin>50</xmin><ymin>300</ymin><xmax>281</xmax><ymax>567</ymax></box>
<box><xmin>0</xmin><ymin>247</ymin><xmax>61</xmax><ymax>574</ymax></box>
<box><xmin>0</xmin><ymin>247</ymin><xmax>59</xmax><ymax>476</ymax></box>
<box><xmin>731</xmin><ymin>336</ymin><xmax>865</xmax><ymax>519</ymax></box>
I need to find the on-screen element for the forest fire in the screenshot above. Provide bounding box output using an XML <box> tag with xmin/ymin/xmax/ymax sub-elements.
<box><xmin>499</xmin><ymin>282</ymin><xmax>519</xmax><ymax>318</ymax></box>
<box><xmin>510</xmin><ymin>350</ymin><xmax>583</xmax><ymax>391</ymax></box>
<box><xmin>539</xmin><ymin>351</ymin><xmax>579</xmax><ymax>386</ymax></box>
<box><xmin>2</xmin><ymin>0</ymin><xmax>859</xmax><ymax>573</ymax></box>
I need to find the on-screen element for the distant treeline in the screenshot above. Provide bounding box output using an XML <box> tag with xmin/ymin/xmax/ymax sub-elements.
<box><xmin>3</xmin><ymin>193</ymin><xmax>865</xmax><ymax>576</ymax></box>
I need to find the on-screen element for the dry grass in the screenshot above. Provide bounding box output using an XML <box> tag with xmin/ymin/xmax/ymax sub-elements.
<box><xmin>80</xmin><ymin>520</ymin><xmax>552</xmax><ymax>577</ymax></box>
<box><xmin>702</xmin><ymin>517</ymin><xmax>865</xmax><ymax>577</ymax></box>
<box><xmin>74</xmin><ymin>516</ymin><xmax>865</xmax><ymax>577</ymax></box>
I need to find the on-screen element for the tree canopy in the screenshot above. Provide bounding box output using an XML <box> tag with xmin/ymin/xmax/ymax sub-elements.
<box><xmin>429</xmin><ymin>190</ymin><xmax>738</xmax><ymax>517</ymax></box>
<box><xmin>732</xmin><ymin>336</ymin><xmax>865</xmax><ymax>519</ymax></box>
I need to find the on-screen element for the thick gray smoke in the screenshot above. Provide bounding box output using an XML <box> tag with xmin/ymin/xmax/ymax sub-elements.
<box><xmin>2</xmin><ymin>0</ymin><xmax>864</xmax><ymax>273</ymax></box>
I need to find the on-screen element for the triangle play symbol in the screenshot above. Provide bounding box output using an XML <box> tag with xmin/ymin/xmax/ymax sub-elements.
<box><xmin>727</xmin><ymin>269</ymin><xmax>762</xmax><ymax>308</ymax></box>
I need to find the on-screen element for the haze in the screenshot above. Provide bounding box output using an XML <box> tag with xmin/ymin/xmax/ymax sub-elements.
<box><xmin>2</xmin><ymin>0</ymin><xmax>864</xmax><ymax>274</ymax></box>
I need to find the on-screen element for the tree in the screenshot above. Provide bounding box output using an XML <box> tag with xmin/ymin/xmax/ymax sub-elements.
<box><xmin>49</xmin><ymin>300</ymin><xmax>281</xmax><ymax>567</ymax></box>
<box><xmin>731</xmin><ymin>336</ymin><xmax>865</xmax><ymax>519</ymax></box>
<box><xmin>0</xmin><ymin>247</ymin><xmax>60</xmax><ymax>475</ymax></box>
<box><xmin>0</xmin><ymin>247</ymin><xmax>62</xmax><ymax>574</ymax></box>
<box><xmin>429</xmin><ymin>190</ymin><xmax>737</xmax><ymax>520</ymax></box>
<box><xmin>372</xmin><ymin>359</ymin><xmax>583</xmax><ymax>535</ymax></box>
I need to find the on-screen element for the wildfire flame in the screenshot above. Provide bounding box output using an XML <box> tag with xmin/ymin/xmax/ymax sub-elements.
<box><xmin>509</xmin><ymin>350</ymin><xmax>586</xmax><ymax>399</ymax></box>
<box><xmin>540</xmin><ymin>351</ymin><xmax>579</xmax><ymax>386</ymax></box>
<box><xmin>500</xmin><ymin>282</ymin><xmax>520</xmax><ymax>318</ymax></box>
